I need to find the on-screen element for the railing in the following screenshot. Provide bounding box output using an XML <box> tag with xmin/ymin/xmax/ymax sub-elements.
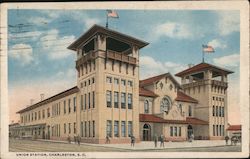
<box><xmin>107</xmin><ymin>50</ymin><xmax>136</xmax><ymax>64</ymax></box>
<box><xmin>182</xmin><ymin>79</ymin><xmax>227</xmax><ymax>88</ymax></box>
<box><xmin>76</xmin><ymin>49</ymin><xmax>137</xmax><ymax>68</ymax></box>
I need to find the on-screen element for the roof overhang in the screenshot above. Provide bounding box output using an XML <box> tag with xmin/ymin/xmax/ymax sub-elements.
<box><xmin>68</xmin><ymin>24</ymin><xmax>149</xmax><ymax>51</ymax></box>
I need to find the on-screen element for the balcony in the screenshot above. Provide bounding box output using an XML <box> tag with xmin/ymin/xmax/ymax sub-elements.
<box><xmin>76</xmin><ymin>49</ymin><xmax>136</xmax><ymax>68</ymax></box>
<box><xmin>211</xmin><ymin>80</ymin><xmax>228</xmax><ymax>88</ymax></box>
<box><xmin>107</xmin><ymin>50</ymin><xmax>136</xmax><ymax>65</ymax></box>
<box><xmin>181</xmin><ymin>79</ymin><xmax>227</xmax><ymax>89</ymax></box>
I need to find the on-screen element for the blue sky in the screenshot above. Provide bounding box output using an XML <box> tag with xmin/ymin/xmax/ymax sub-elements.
<box><xmin>8</xmin><ymin>9</ymin><xmax>240</xmax><ymax>124</ymax></box>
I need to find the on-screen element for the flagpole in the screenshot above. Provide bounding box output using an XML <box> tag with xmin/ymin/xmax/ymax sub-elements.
<box><xmin>202</xmin><ymin>45</ymin><xmax>205</xmax><ymax>63</ymax></box>
<box><xmin>106</xmin><ymin>13</ymin><xmax>108</xmax><ymax>28</ymax></box>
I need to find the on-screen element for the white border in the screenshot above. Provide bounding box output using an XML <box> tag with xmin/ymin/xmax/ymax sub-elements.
<box><xmin>0</xmin><ymin>1</ymin><xmax>249</xmax><ymax>158</ymax></box>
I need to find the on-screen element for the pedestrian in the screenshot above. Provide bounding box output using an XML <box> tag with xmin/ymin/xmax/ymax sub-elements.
<box><xmin>67</xmin><ymin>135</ymin><xmax>71</xmax><ymax>144</ymax></box>
<box><xmin>105</xmin><ymin>135</ymin><xmax>110</xmax><ymax>144</ymax></box>
<box><xmin>77</xmin><ymin>134</ymin><xmax>81</xmax><ymax>145</ymax></box>
<box><xmin>160</xmin><ymin>134</ymin><xmax>165</xmax><ymax>148</ymax></box>
<box><xmin>225</xmin><ymin>135</ymin><xmax>229</xmax><ymax>145</ymax></box>
<box><xmin>154</xmin><ymin>134</ymin><xmax>158</xmax><ymax>148</ymax></box>
<box><xmin>130</xmin><ymin>135</ymin><xmax>135</xmax><ymax>147</ymax></box>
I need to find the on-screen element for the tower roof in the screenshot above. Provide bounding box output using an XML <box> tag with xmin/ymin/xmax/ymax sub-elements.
<box><xmin>175</xmin><ymin>62</ymin><xmax>233</xmax><ymax>77</ymax></box>
<box><xmin>67</xmin><ymin>24</ymin><xmax>149</xmax><ymax>51</ymax></box>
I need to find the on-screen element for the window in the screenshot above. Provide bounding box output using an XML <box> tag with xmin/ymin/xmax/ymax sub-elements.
<box><xmin>144</xmin><ymin>100</ymin><xmax>149</xmax><ymax>113</ymax></box>
<box><xmin>73</xmin><ymin>97</ymin><xmax>76</xmax><ymax>112</ymax></box>
<box><xmin>84</xmin><ymin>81</ymin><xmax>87</xmax><ymax>87</ymax></box>
<box><xmin>179</xmin><ymin>127</ymin><xmax>181</xmax><ymax>136</ymax></box>
<box><xmin>81</xmin><ymin>122</ymin><xmax>83</xmax><ymax>137</ymax></box>
<box><xmin>178</xmin><ymin>104</ymin><xmax>182</xmax><ymax>113</ymax></box>
<box><xmin>42</xmin><ymin>110</ymin><xmax>45</xmax><ymax>118</ymax></box>
<box><xmin>213</xmin><ymin>125</ymin><xmax>215</xmax><ymax>136</ymax></box>
<box><xmin>128</xmin><ymin>80</ymin><xmax>133</xmax><ymax>87</ymax></box>
<box><xmin>92</xmin><ymin>91</ymin><xmax>95</xmax><ymax>108</ymax></box>
<box><xmin>35</xmin><ymin>112</ymin><xmax>37</xmax><ymax>120</ymax></box>
<box><xmin>84</xmin><ymin>94</ymin><xmax>87</xmax><ymax>110</ymax></box>
<box><xmin>216</xmin><ymin>125</ymin><xmax>219</xmax><ymax>136</ymax></box>
<box><xmin>128</xmin><ymin>121</ymin><xmax>133</xmax><ymax>137</ymax></box>
<box><xmin>188</xmin><ymin>105</ymin><xmax>192</xmax><ymax>116</ymax></box>
<box><xmin>81</xmin><ymin>82</ymin><xmax>83</xmax><ymax>88</ymax></box>
<box><xmin>64</xmin><ymin>100</ymin><xmax>66</xmax><ymax>114</ymax></box>
<box><xmin>106</xmin><ymin>76</ymin><xmax>112</xmax><ymax>83</ymax></box>
<box><xmin>121</xmin><ymin>121</ymin><xmax>126</xmax><ymax>137</ymax></box>
<box><xmin>74</xmin><ymin>122</ymin><xmax>76</xmax><ymax>134</ymax></box>
<box><xmin>213</xmin><ymin>106</ymin><xmax>215</xmax><ymax>116</ymax></box>
<box><xmin>222</xmin><ymin>107</ymin><xmax>224</xmax><ymax>117</ymax></box>
<box><xmin>174</xmin><ymin>127</ymin><xmax>177</xmax><ymax>136</ymax></box>
<box><xmin>47</xmin><ymin>108</ymin><xmax>50</xmax><ymax>117</ymax></box>
<box><xmin>88</xmin><ymin>79</ymin><xmax>90</xmax><ymax>85</ymax></box>
<box><xmin>68</xmin><ymin>123</ymin><xmax>71</xmax><ymax>134</ymax></box>
<box><xmin>219</xmin><ymin>125</ymin><xmax>221</xmax><ymax>136</ymax></box>
<box><xmin>106</xmin><ymin>120</ymin><xmax>112</xmax><ymax>137</ymax></box>
<box><xmin>121</xmin><ymin>93</ymin><xmax>126</xmax><ymax>109</ymax></box>
<box><xmin>38</xmin><ymin>111</ymin><xmax>41</xmax><ymax>120</ymax></box>
<box><xmin>114</xmin><ymin>78</ymin><xmax>119</xmax><ymax>85</ymax></box>
<box><xmin>31</xmin><ymin>113</ymin><xmax>33</xmax><ymax>121</ymax></box>
<box><xmin>160</xmin><ymin>97</ymin><xmax>171</xmax><ymax>113</ymax></box>
<box><xmin>92</xmin><ymin>77</ymin><xmax>95</xmax><ymax>84</ymax></box>
<box><xmin>114</xmin><ymin>92</ymin><xmax>119</xmax><ymax>108</ymax></box>
<box><xmin>84</xmin><ymin>121</ymin><xmax>87</xmax><ymax>137</ymax></box>
<box><xmin>216</xmin><ymin>106</ymin><xmax>218</xmax><ymax>116</ymax></box>
<box><xmin>128</xmin><ymin>93</ymin><xmax>133</xmax><ymax>109</ymax></box>
<box><xmin>213</xmin><ymin>96</ymin><xmax>215</xmax><ymax>100</ymax></box>
<box><xmin>68</xmin><ymin>99</ymin><xmax>71</xmax><ymax>113</ymax></box>
<box><xmin>88</xmin><ymin>92</ymin><xmax>91</xmax><ymax>109</ymax></box>
<box><xmin>222</xmin><ymin>125</ymin><xmax>225</xmax><ymax>136</ymax></box>
<box><xmin>114</xmin><ymin>121</ymin><xmax>119</xmax><ymax>137</ymax></box>
<box><xmin>64</xmin><ymin>123</ymin><xmax>66</xmax><ymax>134</ymax></box>
<box><xmin>88</xmin><ymin>121</ymin><xmax>91</xmax><ymax>137</ymax></box>
<box><xmin>219</xmin><ymin>106</ymin><xmax>221</xmax><ymax>117</ymax></box>
<box><xmin>106</xmin><ymin>91</ymin><xmax>112</xmax><ymax>107</ymax></box>
<box><xmin>121</xmin><ymin>79</ymin><xmax>126</xmax><ymax>86</ymax></box>
<box><xmin>81</xmin><ymin>95</ymin><xmax>83</xmax><ymax>110</ymax></box>
<box><xmin>92</xmin><ymin>121</ymin><xmax>95</xmax><ymax>137</ymax></box>
<box><xmin>170</xmin><ymin>127</ymin><xmax>173</xmax><ymax>136</ymax></box>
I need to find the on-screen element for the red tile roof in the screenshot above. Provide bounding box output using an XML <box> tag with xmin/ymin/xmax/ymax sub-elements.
<box><xmin>140</xmin><ymin>73</ymin><xmax>180</xmax><ymax>88</ymax></box>
<box><xmin>227</xmin><ymin>125</ymin><xmax>241</xmax><ymax>131</ymax></box>
<box><xmin>139</xmin><ymin>87</ymin><xmax>158</xmax><ymax>97</ymax></box>
<box><xmin>139</xmin><ymin>114</ymin><xmax>208</xmax><ymax>125</ymax></box>
<box><xmin>175</xmin><ymin>62</ymin><xmax>233</xmax><ymax>77</ymax></box>
<box><xmin>176</xmin><ymin>91</ymin><xmax>198</xmax><ymax>103</ymax></box>
<box><xmin>17</xmin><ymin>86</ymin><xmax>79</xmax><ymax>114</ymax></box>
<box><xmin>186</xmin><ymin>117</ymin><xmax>208</xmax><ymax>125</ymax></box>
<box><xmin>139</xmin><ymin>114</ymin><xmax>187</xmax><ymax>124</ymax></box>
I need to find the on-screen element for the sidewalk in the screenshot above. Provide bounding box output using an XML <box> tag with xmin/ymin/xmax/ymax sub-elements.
<box><xmin>37</xmin><ymin>139</ymin><xmax>237</xmax><ymax>151</ymax></box>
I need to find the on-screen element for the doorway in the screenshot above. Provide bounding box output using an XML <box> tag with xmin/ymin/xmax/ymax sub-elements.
<box><xmin>143</xmin><ymin>124</ymin><xmax>151</xmax><ymax>141</ymax></box>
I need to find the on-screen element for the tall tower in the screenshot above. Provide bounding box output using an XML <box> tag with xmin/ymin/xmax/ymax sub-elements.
<box><xmin>175</xmin><ymin>62</ymin><xmax>233</xmax><ymax>139</ymax></box>
<box><xmin>68</xmin><ymin>25</ymin><xmax>148</xmax><ymax>143</ymax></box>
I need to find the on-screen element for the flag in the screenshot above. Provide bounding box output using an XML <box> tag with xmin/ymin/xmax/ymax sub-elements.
<box><xmin>107</xmin><ymin>10</ymin><xmax>119</xmax><ymax>18</ymax></box>
<box><xmin>202</xmin><ymin>45</ymin><xmax>215</xmax><ymax>53</ymax></box>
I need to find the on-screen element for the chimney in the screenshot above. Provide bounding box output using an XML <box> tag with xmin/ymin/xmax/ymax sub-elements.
<box><xmin>40</xmin><ymin>93</ymin><xmax>45</xmax><ymax>101</ymax></box>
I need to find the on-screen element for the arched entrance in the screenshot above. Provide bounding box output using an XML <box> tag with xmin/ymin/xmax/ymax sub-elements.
<box><xmin>187</xmin><ymin>125</ymin><xmax>193</xmax><ymax>139</ymax></box>
<box><xmin>143</xmin><ymin>124</ymin><xmax>151</xmax><ymax>141</ymax></box>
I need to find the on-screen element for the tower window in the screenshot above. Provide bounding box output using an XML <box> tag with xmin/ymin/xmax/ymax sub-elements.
<box><xmin>144</xmin><ymin>100</ymin><xmax>149</xmax><ymax>113</ymax></box>
<box><xmin>106</xmin><ymin>91</ymin><xmax>112</xmax><ymax>107</ymax></box>
<box><xmin>106</xmin><ymin>77</ymin><xmax>112</xmax><ymax>83</ymax></box>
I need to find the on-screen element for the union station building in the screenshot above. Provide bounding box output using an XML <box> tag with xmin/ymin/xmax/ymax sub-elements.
<box><xmin>9</xmin><ymin>25</ymin><xmax>233</xmax><ymax>143</ymax></box>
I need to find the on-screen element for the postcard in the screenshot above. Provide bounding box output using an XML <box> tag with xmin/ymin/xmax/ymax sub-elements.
<box><xmin>0</xmin><ymin>1</ymin><xmax>249</xmax><ymax>158</ymax></box>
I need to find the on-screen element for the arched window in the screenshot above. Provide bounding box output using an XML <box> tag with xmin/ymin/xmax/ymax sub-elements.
<box><xmin>160</xmin><ymin>97</ymin><xmax>171</xmax><ymax>113</ymax></box>
<box><xmin>144</xmin><ymin>100</ymin><xmax>149</xmax><ymax>113</ymax></box>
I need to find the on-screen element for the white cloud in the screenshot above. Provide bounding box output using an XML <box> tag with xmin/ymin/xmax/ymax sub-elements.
<box><xmin>153</xmin><ymin>22</ymin><xmax>192</xmax><ymax>40</ymax></box>
<box><xmin>40</xmin><ymin>29</ymin><xmax>76</xmax><ymax>59</ymax></box>
<box><xmin>213</xmin><ymin>54</ymin><xmax>240</xmax><ymax>67</ymax></box>
<box><xmin>217</xmin><ymin>12</ymin><xmax>239</xmax><ymax>36</ymax></box>
<box><xmin>208</xmin><ymin>39</ymin><xmax>227</xmax><ymax>49</ymax></box>
<box><xmin>84</xmin><ymin>18</ymin><xmax>101</xmax><ymax>29</ymax></box>
<box><xmin>9</xmin><ymin>43</ymin><xmax>34</xmax><ymax>65</ymax></box>
<box><xmin>140</xmin><ymin>56</ymin><xmax>187</xmax><ymax>80</ymax></box>
<box><xmin>9</xmin><ymin>31</ymin><xmax>43</xmax><ymax>41</ymax></box>
<box><xmin>27</xmin><ymin>17</ymin><xmax>50</xmax><ymax>25</ymax></box>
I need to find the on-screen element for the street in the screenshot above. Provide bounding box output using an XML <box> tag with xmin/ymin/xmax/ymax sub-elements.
<box><xmin>9</xmin><ymin>138</ymin><xmax>241</xmax><ymax>152</ymax></box>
